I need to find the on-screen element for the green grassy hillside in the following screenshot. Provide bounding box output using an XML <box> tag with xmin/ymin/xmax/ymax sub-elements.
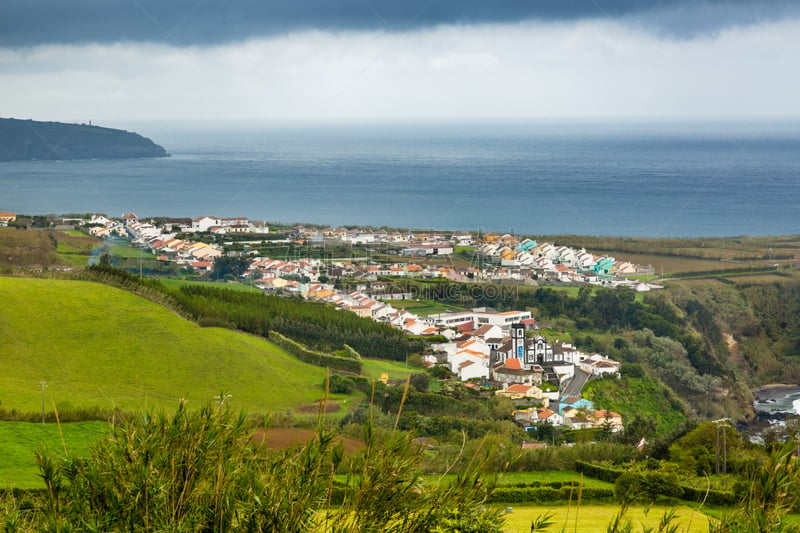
<box><xmin>582</xmin><ymin>374</ymin><xmax>688</xmax><ymax>435</ymax></box>
<box><xmin>0</xmin><ymin>277</ymin><xmax>329</xmax><ymax>413</ymax></box>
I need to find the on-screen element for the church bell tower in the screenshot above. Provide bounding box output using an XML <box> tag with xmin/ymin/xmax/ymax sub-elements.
<box><xmin>511</xmin><ymin>323</ymin><xmax>525</xmax><ymax>361</ymax></box>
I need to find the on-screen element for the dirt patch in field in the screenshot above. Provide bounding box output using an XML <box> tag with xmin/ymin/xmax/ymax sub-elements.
<box><xmin>295</xmin><ymin>400</ymin><xmax>342</xmax><ymax>414</ymax></box>
<box><xmin>722</xmin><ymin>332</ymin><xmax>744</xmax><ymax>368</ymax></box>
<box><xmin>251</xmin><ymin>428</ymin><xmax>366</xmax><ymax>455</ymax></box>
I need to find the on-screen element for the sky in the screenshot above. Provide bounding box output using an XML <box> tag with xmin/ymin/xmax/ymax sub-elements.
<box><xmin>2</xmin><ymin>0</ymin><xmax>800</xmax><ymax>122</ymax></box>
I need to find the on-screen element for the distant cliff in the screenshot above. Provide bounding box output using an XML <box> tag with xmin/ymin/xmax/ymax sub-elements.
<box><xmin>0</xmin><ymin>118</ymin><xmax>168</xmax><ymax>161</ymax></box>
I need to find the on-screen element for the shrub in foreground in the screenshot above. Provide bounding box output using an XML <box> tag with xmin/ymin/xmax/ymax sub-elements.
<box><xmin>0</xmin><ymin>402</ymin><xmax>505</xmax><ymax>532</ymax></box>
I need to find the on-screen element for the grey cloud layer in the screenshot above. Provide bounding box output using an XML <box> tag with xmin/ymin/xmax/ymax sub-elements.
<box><xmin>2</xmin><ymin>0</ymin><xmax>799</xmax><ymax>47</ymax></box>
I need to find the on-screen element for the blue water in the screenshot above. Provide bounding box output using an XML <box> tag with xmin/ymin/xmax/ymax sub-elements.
<box><xmin>1</xmin><ymin>121</ymin><xmax>799</xmax><ymax>236</ymax></box>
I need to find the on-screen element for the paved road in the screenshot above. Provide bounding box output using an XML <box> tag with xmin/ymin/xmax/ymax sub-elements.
<box><xmin>561</xmin><ymin>367</ymin><xmax>592</xmax><ymax>398</ymax></box>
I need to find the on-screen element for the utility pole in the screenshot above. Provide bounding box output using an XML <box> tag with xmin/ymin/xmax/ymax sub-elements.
<box><xmin>39</xmin><ymin>381</ymin><xmax>47</xmax><ymax>425</ymax></box>
<box><xmin>713</xmin><ymin>418</ymin><xmax>730</xmax><ymax>475</ymax></box>
<box><xmin>722</xmin><ymin>424</ymin><xmax>727</xmax><ymax>475</ymax></box>
<box><xmin>715</xmin><ymin>422</ymin><xmax>720</xmax><ymax>474</ymax></box>
<box><xmin>214</xmin><ymin>393</ymin><xmax>232</xmax><ymax>411</ymax></box>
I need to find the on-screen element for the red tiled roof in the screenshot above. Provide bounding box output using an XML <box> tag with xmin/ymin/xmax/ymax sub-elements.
<box><xmin>505</xmin><ymin>384</ymin><xmax>533</xmax><ymax>393</ymax></box>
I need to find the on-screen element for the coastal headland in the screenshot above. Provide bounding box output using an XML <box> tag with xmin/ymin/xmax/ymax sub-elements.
<box><xmin>0</xmin><ymin>118</ymin><xmax>168</xmax><ymax>161</ymax></box>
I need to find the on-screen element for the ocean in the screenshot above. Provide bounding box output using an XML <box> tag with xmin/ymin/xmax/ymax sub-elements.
<box><xmin>1</xmin><ymin>121</ymin><xmax>799</xmax><ymax>237</ymax></box>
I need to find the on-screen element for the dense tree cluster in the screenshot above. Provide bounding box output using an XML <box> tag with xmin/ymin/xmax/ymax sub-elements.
<box><xmin>168</xmin><ymin>285</ymin><xmax>424</xmax><ymax>361</ymax></box>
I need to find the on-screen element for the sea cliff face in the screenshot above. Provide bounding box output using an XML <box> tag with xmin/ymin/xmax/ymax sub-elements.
<box><xmin>0</xmin><ymin>118</ymin><xmax>168</xmax><ymax>161</ymax></box>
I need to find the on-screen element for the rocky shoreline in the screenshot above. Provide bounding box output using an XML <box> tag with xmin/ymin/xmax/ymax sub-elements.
<box><xmin>752</xmin><ymin>383</ymin><xmax>800</xmax><ymax>402</ymax></box>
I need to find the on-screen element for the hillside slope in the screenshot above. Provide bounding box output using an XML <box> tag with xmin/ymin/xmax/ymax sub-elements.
<box><xmin>0</xmin><ymin>277</ymin><xmax>328</xmax><ymax>412</ymax></box>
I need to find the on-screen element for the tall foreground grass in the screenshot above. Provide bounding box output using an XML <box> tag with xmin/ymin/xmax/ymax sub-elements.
<box><xmin>2</xmin><ymin>400</ymin><xmax>800</xmax><ymax>531</ymax></box>
<box><xmin>0</xmin><ymin>401</ymin><xmax>503</xmax><ymax>532</ymax></box>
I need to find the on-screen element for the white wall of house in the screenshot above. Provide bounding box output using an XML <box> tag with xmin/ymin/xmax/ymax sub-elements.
<box><xmin>458</xmin><ymin>359</ymin><xmax>490</xmax><ymax>381</ymax></box>
<box><xmin>192</xmin><ymin>217</ymin><xmax>221</xmax><ymax>232</ymax></box>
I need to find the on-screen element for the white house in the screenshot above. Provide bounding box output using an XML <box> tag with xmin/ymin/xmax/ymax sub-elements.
<box><xmin>473</xmin><ymin>310</ymin><xmax>532</xmax><ymax>328</ymax></box>
<box><xmin>89</xmin><ymin>214</ymin><xmax>111</xmax><ymax>226</ymax></box>
<box><xmin>192</xmin><ymin>216</ymin><xmax>222</xmax><ymax>233</ymax></box>
<box><xmin>535</xmin><ymin>408</ymin><xmax>563</xmax><ymax>426</ymax></box>
<box><xmin>471</xmin><ymin>324</ymin><xmax>504</xmax><ymax>341</ymax></box>
<box><xmin>555</xmin><ymin>246</ymin><xmax>576</xmax><ymax>266</ymax></box>
<box><xmin>456</xmin><ymin>359</ymin><xmax>490</xmax><ymax>381</ymax></box>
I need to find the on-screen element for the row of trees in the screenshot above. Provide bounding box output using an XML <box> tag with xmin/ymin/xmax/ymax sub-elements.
<box><xmin>167</xmin><ymin>284</ymin><xmax>425</xmax><ymax>360</ymax></box>
<box><xmin>81</xmin><ymin>265</ymin><xmax>425</xmax><ymax>361</ymax></box>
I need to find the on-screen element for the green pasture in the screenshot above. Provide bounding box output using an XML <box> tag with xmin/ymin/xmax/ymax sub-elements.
<box><xmin>384</xmin><ymin>299</ymin><xmax>464</xmax><ymax>316</ymax></box>
<box><xmin>58</xmin><ymin>230</ymin><xmax>89</xmax><ymax>238</ymax></box>
<box><xmin>107</xmin><ymin>243</ymin><xmax>154</xmax><ymax>259</ymax></box>
<box><xmin>500</xmin><ymin>504</ymin><xmax>711</xmax><ymax>533</ymax></box>
<box><xmin>0</xmin><ymin>277</ymin><xmax>330</xmax><ymax>413</ymax></box>
<box><xmin>496</xmin><ymin>471</ymin><xmax>614</xmax><ymax>489</ymax></box>
<box><xmin>0</xmin><ymin>421</ymin><xmax>109</xmax><ymax>489</ymax></box>
<box><xmin>157</xmin><ymin>278</ymin><xmax>263</xmax><ymax>293</ymax></box>
<box><xmin>360</xmin><ymin>357</ymin><xmax>419</xmax><ymax>382</ymax></box>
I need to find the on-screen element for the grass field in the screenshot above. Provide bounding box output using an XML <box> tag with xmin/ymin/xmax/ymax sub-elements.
<box><xmin>500</xmin><ymin>504</ymin><xmax>711</xmax><ymax>533</ymax></box>
<box><xmin>360</xmin><ymin>357</ymin><xmax>419</xmax><ymax>382</ymax></box>
<box><xmin>0</xmin><ymin>276</ymin><xmax>331</xmax><ymax>413</ymax></box>
<box><xmin>383</xmin><ymin>298</ymin><xmax>464</xmax><ymax>316</ymax></box>
<box><xmin>0</xmin><ymin>421</ymin><xmax>109</xmax><ymax>488</ymax></box>
<box><xmin>108</xmin><ymin>243</ymin><xmax>154</xmax><ymax>259</ymax></box>
<box><xmin>158</xmin><ymin>278</ymin><xmax>263</xmax><ymax>293</ymax></box>
<box><xmin>59</xmin><ymin>230</ymin><xmax>90</xmax><ymax>238</ymax></box>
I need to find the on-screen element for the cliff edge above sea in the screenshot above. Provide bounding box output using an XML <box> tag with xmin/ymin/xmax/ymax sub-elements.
<box><xmin>0</xmin><ymin>118</ymin><xmax>168</xmax><ymax>161</ymax></box>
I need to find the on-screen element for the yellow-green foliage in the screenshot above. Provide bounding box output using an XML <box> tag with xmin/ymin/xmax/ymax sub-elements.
<box><xmin>0</xmin><ymin>277</ymin><xmax>328</xmax><ymax>412</ymax></box>
<box><xmin>1</xmin><ymin>404</ymin><xmax>506</xmax><ymax>531</ymax></box>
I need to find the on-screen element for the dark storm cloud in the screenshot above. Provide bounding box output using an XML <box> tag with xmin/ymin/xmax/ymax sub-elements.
<box><xmin>1</xmin><ymin>0</ymin><xmax>798</xmax><ymax>47</ymax></box>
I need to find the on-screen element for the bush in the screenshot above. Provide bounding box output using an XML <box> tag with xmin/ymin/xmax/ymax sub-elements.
<box><xmin>16</xmin><ymin>403</ymin><xmax>507</xmax><ymax>532</ymax></box>
<box><xmin>575</xmin><ymin>460</ymin><xmax>623</xmax><ymax>483</ymax></box>
<box><xmin>620</xmin><ymin>363</ymin><xmax>645</xmax><ymax>378</ymax></box>
<box><xmin>328</xmin><ymin>374</ymin><xmax>355</xmax><ymax>394</ymax></box>
<box><xmin>614</xmin><ymin>471</ymin><xmax>684</xmax><ymax>502</ymax></box>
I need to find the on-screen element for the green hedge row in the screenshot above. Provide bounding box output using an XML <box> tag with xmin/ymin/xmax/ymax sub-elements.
<box><xmin>576</xmin><ymin>460</ymin><xmax>736</xmax><ymax>505</ymax></box>
<box><xmin>269</xmin><ymin>331</ymin><xmax>363</xmax><ymax>374</ymax></box>
<box><xmin>488</xmin><ymin>486</ymin><xmax>615</xmax><ymax>504</ymax></box>
<box><xmin>342</xmin><ymin>344</ymin><xmax>362</xmax><ymax>360</ymax></box>
<box><xmin>508</xmin><ymin>481</ymin><xmax>578</xmax><ymax>489</ymax></box>
<box><xmin>680</xmin><ymin>484</ymin><xmax>736</xmax><ymax>506</ymax></box>
<box><xmin>574</xmin><ymin>460</ymin><xmax>622</xmax><ymax>483</ymax></box>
